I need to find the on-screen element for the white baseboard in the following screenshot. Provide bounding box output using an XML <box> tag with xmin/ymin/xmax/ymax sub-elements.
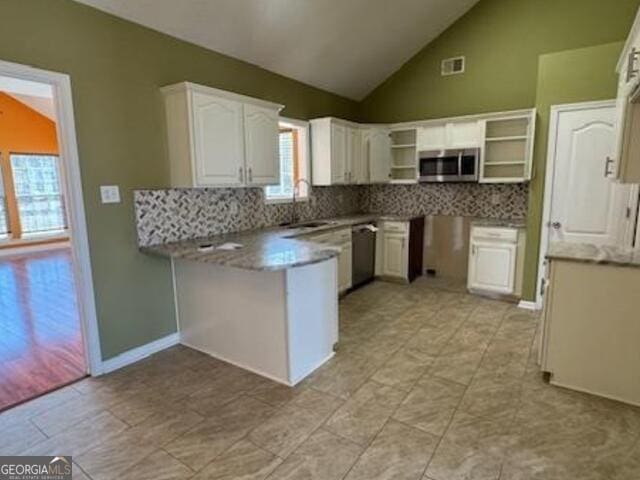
<box><xmin>99</xmin><ymin>332</ymin><xmax>180</xmax><ymax>375</ymax></box>
<box><xmin>518</xmin><ymin>300</ymin><xmax>539</xmax><ymax>311</ymax></box>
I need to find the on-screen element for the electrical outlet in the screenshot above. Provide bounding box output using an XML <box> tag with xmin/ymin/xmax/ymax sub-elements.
<box><xmin>100</xmin><ymin>185</ymin><xmax>121</xmax><ymax>204</ymax></box>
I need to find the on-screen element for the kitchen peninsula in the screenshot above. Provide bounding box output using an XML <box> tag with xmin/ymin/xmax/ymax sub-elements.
<box><xmin>144</xmin><ymin>223</ymin><xmax>347</xmax><ymax>386</ymax></box>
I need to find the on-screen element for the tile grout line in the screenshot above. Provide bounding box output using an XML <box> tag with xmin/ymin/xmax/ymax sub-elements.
<box><xmin>337</xmin><ymin>292</ymin><xmax>461</xmax><ymax>480</ymax></box>
<box><xmin>496</xmin><ymin>312</ymin><xmax>547</xmax><ymax>480</ymax></box>
<box><xmin>417</xmin><ymin>300</ymin><xmax>512</xmax><ymax>480</ymax></box>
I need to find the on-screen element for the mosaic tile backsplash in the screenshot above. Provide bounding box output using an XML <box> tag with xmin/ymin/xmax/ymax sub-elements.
<box><xmin>134</xmin><ymin>186</ymin><xmax>364</xmax><ymax>246</ymax></box>
<box><xmin>361</xmin><ymin>183</ymin><xmax>529</xmax><ymax>219</ymax></box>
<box><xmin>134</xmin><ymin>183</ymin><xmax>528</xmax><ymax>247</ymax></box>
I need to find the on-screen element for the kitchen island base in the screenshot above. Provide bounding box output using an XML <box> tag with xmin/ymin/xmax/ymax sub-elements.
<box><xmin>173</xmin><ymin>257</ymin><xmax>338</xmax><ymax>386</ymax></box>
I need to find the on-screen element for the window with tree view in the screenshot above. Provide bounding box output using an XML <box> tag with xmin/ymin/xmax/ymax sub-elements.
<box><xmin>10</xmin><ymin>154</ymin><xmax>67</xmax><ymax>236</ymax></box>
<box><xmin>265</xmin><ymin>126</ymin><xmax>309</xmax><ymax>202</ymax></box>
<box><xmin>266</xmin><ymin>129</ymin><xmax>297</xmax><ymax>200</ymax></box>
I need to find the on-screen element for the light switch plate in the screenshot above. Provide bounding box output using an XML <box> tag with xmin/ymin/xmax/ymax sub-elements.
<box><xmin>100</xmin><ymin>185</ymin><xmax>121</xmax><ymax>204</ymax></box>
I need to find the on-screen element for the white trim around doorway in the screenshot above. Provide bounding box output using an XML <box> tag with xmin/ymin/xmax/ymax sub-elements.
<box><xmin>536</xmin><ymin>99</ymin><xmax>639</xmax><ymax>309</ymax></box>
<box><xmin>0</xmin><ymin>59</ymin><xmax>104</xmax><ymax>375</ymax></box>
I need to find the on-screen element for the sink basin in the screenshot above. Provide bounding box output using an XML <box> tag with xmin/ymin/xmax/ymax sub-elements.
<box><xmin>286</xmin><ymin>221</ymin><xmax>333</xmax><ymax>229</ymax></box>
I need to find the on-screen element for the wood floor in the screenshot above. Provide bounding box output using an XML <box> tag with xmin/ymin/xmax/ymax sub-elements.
<box><xmin>0</xmin><ymin>247</ymin><xmax>86</xmax><ymax>411</ymax></box>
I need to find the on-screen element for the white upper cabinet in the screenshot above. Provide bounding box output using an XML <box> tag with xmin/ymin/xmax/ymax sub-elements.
<box><xmin>417</xmin><ymin>121</ymin><xmax>483</xmax><ymax>151</ymax></box>
<box><xmin>244</xmin><ymin>104</ymin><xmax>280</xmax><ymax>185</ymax></box>
<box><xmin>367</xmin><ymin>127</ymin><xmax>392</xmax><ymax>183</ymax></box>
<box><xmin>191</xmin><ymin>92</ymin><xmax>245</xmax><ymax>186</ymax></box>
<box><xmin>311</xmin><ymin>118</ymin><xmax>378</xmax><ymax>185</ymax></box>
<box><xmin>349</xmin><ymin>128</ymin><xmax>368</xmax><ymax>184</ymax></box>
<box><xmin>479</xmin><ymin>112</ymin><xmax>535</xmax><ymax>183</ymax></box>
<box><xmin>162</xmin><ymin>82</ymin><xmax>283</xmax><ymax>188</ymax></box>
<box><xmin>311</xmin><ymin>109</ymin><xmax>535</xmax><ymax>186</ymax></box>
<box><xmin>448</xmin><ymin>121</ymin><xmax>484</xmax><ymax>148</ymax></box>
<box><xmin>331</xmin><ymin>122</ymin><xmax>349</xmax><ymax>184</ymax></box>
<box><xmin>613</xmin><ymin>7</ymin><xmax>640</xmax><ymax>184</ymax></box>
<box><xmin>417</xmin><ymin>124</ymin><xmax>447</xmax><ymax>151</ymax></box>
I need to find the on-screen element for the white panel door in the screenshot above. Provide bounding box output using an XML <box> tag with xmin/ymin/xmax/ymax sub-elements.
<box><xmin>331</xmin><ymin>123</ymin><xmax>348</xmax><ymax>184</ymax></box>
<box><xmin>468</xmin><ymin>240</ymin><xmax>516</xmax><ymax>294</ymax></box>
<box><xmin>549</xmin><ymin>105</ymin><xmax>631</xmax><ymax>245</ymax></box>
<box><xmin>244</xmin><ymin>104</ymin><xmax>280</xmax><ymax>185</ymax></box>
<box><xmin>191</xmin><ymin>91</ymin><xmax>245</xmax><ymax>186</ymax></box>
<box><xmin>368</xmin><ymin>128</ymin><xmax>392</xmax><ymax>183</ymax></box>
<box><xmin>382</xmin><ymin>233</ymin><xmax>407</xmax><ymax>278</ymax></box>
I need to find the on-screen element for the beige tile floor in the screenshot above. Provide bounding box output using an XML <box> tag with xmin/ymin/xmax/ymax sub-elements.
<box><xmin>2</xmin><ymin>278</ymin><xmax>640</xmax><ymax>479</ymax></box>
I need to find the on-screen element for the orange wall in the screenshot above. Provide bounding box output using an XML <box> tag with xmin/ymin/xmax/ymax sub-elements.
<box><xmin>0</xmin><ymin>92</ymin><xmax>58</xmax><ymax>156</ymax></box>
<box><xmin>0</xmin><ymin>92</ymin><xmax>59</xmax><ymax>239</ymax></box>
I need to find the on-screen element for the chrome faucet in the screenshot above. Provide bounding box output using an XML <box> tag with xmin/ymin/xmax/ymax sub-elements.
<box><xmin>291</xmin><ymin>178</ymin><xmax>311</xmax><ymax>225</ymax></box>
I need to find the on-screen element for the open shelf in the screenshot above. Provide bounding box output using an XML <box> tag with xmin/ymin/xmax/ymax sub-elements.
<box><xmin>390</xmin><ymin>130</ymin><xmax>418</xmax><ymax>182</ymax></box>
<box><xmin>483</xmin><ymin>160</ymin><xmax>526</xmax><ymax>166</ymax></box>
<box><xmin>391</xmin><ymin>144</ymin><xmax>417</xmax><ymax>149</ymax></box>
<box><xmin>485</xmin><ymin>135</ymin><xmax>528</xmax><ymax>142</ymax></box>
<box><xmin>485</xmin><ymin>118</ymin><xmax>529</xmax><ymax>138</ymax></box>
<box><xmin>480</xmin><ymin>114</ymin><xmax>534</xmax><ymax>183</ymax></box>
<box><xmin>390</xmin><ymin>129</ymin><xmax>416</xmax><ymax>146</ymax></box>
<box><xmin>391</xmin><ymin>165</ymin><xmax>417</xmax><ymax>169</ymax></box>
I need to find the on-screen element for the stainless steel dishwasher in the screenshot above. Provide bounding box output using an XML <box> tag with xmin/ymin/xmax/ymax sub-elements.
<box><xmin>351</xmin><ymin>222</ymin><xmax>377</xmax><ymax>290</ymax></box>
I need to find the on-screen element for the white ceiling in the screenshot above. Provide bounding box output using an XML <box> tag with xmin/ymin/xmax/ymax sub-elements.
<box><xmin>0</xmin><ymin>75</ymin><xmax>56</xmax><ymax>120</ymax></box>
<box><xmin>74</xmin><ymin>0</ymin><xmax>479</xmax><ymax>100</ymax></box>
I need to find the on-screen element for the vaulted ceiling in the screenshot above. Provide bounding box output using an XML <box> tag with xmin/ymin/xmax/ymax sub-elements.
<box><xmin>74</xmin><ymin>0</ymin><xmax>480</xmax><ymax>100</ymax></box>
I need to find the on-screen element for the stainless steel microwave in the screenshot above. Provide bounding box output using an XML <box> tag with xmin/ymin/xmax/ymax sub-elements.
<box><xmin>419</xmin><ymin>148</ymin><xmax>479</xmax><ymax>183</ymax></box>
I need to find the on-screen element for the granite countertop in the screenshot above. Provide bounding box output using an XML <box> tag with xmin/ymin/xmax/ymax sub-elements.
<box><xmin>547</xmin><ymin>242</ymin><xmax>640</xmax><ymax>268</ymax></box>
<box><xmin>470</xmin><ymin>218</ymin><xmax>527</xmax><ymax>229</ymax></box>
<box><xmin>142</xmin><ymin>213</ymin><xmax>421</xmax><ymax>271</ymax></box>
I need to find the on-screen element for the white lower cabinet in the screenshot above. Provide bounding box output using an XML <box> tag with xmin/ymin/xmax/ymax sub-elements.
<box><xmin>382</xmin><ymin>233</ymin><xmax>407</xmax><ymax>278</ymax></box>
<box><xmin>337</xmin><ymin>239</ymin><xmax>353</xmax><ymax>292</ymax></box>
<box><xmin>467</xmin><ymin>226</ymin><xmax>521</xmax><ymax>295</ymax></box>
<box><xmin>468</xmin><ymin>241</ymin><xmax>516</xmax><ymax>294</ymax></box>
<box><xmin>301</xmin><ymin>227</ymin><xmax>352</xmax><ymax>293</ymax></box>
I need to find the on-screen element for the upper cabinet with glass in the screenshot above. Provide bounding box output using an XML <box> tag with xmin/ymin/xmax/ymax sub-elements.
<box><xmin>161</xmin><ymin>82</ymin><xmax>283</xmax><ymax>188</ymax></box>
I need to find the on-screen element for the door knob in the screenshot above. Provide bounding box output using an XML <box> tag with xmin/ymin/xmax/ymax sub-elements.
<box><xmin>550</xmin><ymin>222</ymin><xmax>561</xmax><ymax>230</ymax></box>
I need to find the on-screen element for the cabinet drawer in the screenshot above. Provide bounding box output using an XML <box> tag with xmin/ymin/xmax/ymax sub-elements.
<box><xmin>471</xmin><ymin>227</ymin><xmax>518</xmax><ymax>243</ymax></box>
<box><xmin>332</xmin><ymin>228</ymin><xmax>352</xmax><ymax>243</ymax></box>
<box><xmin>382</xmin><ymin>221</ymin><xmax>408</xmax><ymax>234</ymax></box>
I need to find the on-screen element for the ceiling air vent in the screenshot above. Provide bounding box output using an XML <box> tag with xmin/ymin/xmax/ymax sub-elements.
<box><xmin>441</xmin><ymin>56</ymin><xmax>465</xmax><ymax>76</ymax></box>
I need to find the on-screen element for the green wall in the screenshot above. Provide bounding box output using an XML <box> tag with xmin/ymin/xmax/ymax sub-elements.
<box><xmin>360</xmin><ymin>0</ymin><xmax>637</xmax><ymax>301</ymax></box>
<box><xmin>0</xmin><ymin>0</ymin><xmax>359</xmax><ymax>360</ymax></box>
<box><xmin>522</xmin><ymin>42</ymin><xmax>623</xmax><ymax>299</ymax></box>
<box><xmin>360</xmin><ymin>0</ymin><xmax>638</xmax><ymax>122</ymax></box>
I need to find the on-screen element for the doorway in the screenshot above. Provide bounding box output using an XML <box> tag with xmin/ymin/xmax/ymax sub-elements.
<box><xmin>0</xmin><ymin>60</ymin><xmax>101</xmax><ymax>411</ymax></box>
<box><xmin>537</xmin><ymin>100</ymin><xmax>639</xmax><ymax>307</ymax></box>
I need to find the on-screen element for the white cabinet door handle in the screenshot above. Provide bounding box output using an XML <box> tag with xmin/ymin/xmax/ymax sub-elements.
<box><xmin>238</xmin><ymin>167</ymin><xmax>243</xmax><ymax>182</ymax></box>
